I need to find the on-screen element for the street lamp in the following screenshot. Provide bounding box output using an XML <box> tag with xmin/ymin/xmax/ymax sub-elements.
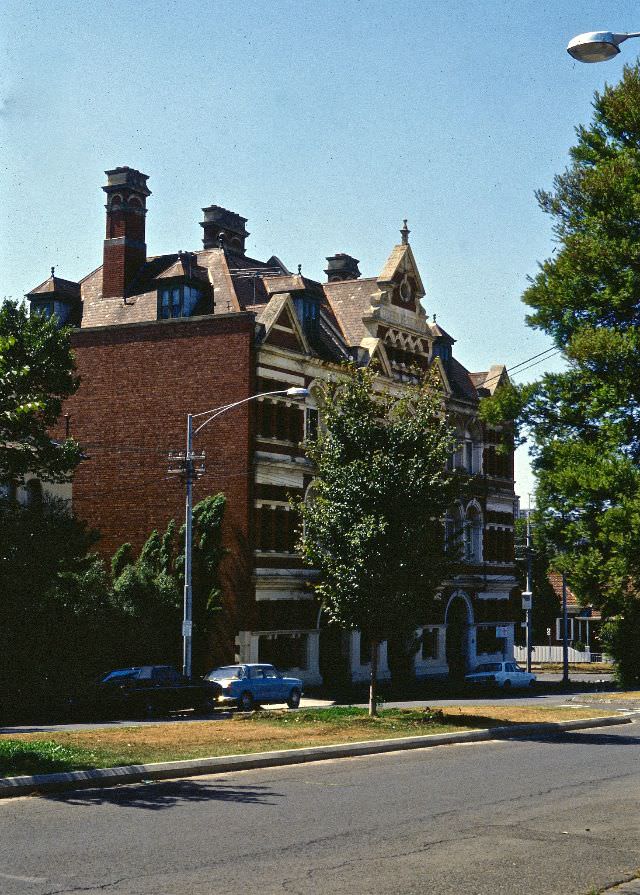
<box><xmin>175</xmin><ymin>386</ymin><xmax>309</xmax><ymax>678</ymax></box>
<box><xmin>567</xmin><ymin>31</ymin><xmax>640</xmax><ymax>63</ymax></box>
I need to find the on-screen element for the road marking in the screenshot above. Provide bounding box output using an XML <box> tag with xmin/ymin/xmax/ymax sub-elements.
<box><xmin>0</xmin><ymin>872</ymin><xmax>47</xmax><ymax>883</ymax></box>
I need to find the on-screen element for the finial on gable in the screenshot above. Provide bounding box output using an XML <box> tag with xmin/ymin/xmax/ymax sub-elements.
<box><xmin>51</xmin><ymin>266</ymin><xmax>56</xmax><ymax>279</ymax></box>
<box><xmin>400</xmin><ymin>219</ymin><xmax>410</xmax><ymax>245</ymax></box>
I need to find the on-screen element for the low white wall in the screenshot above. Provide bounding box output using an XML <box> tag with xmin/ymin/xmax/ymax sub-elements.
<box><xmin>514</xmin><ymin>645</ymin><xmax>611</xmax><ymax>664</ymax></box>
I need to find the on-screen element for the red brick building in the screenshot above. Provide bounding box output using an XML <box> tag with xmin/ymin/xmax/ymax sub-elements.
<box><xmin>27</xmin><ymin>167</ymin><xmax>519</xmax><ymax>683</ymax></box>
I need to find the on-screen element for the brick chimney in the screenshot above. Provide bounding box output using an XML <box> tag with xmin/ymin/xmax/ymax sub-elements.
<box><xmin>324</xmin><ymin>253</ymin><xmax>361</xmax><ymax>282</ymax></box>
<box><xmin>102</xmin><ymin>167</ymin><xmax>151</xmax><ymax>298</ymax></box>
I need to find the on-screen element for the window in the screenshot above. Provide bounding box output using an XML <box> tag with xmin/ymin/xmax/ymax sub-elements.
<box><xmin>152</xmin><ymin>667</ymin><xmax>180</xmax><ymax>683</ymax></box>
<box><xmin>421</xmin><ymin>628</ymin><xmax>439</xmax><ymax>660</ymax></box>
<box><xmin>258</xmin><ymin>633</ymin><xmax>308</xmax><ymax>670</ymax></box>
<box><xmin>359</xmin><ymin>632</ymin><xmax>371</xmax><ymax>666</ymax></box>
<box><xmin>464</xmin><ymin>507</ymin><xmax>483</xmax><ymax>563</ymax></box>
<box><xmin>256</xmin><ymin>400</ymin><xmax>304</xmax><ymax>443</ymax></box>
<box><xmin>33</xmin><ymin>300</ymin><xmax>72</xmax><ymax>326</ymax></box>
<box><xmin>305</xmin><ymin>407</ymin><xmax>319</xmax><ymax>441</ymax></box>
<box><xmin>293</xmin><ymin>296</ymin><xmax>320</xmax><ymax>340</ymax></box>
<box><xmin>433</xmin><ymin>342</ymin><xmax>451</xmax><ymax>363</ymax></box>
<box><xmin>158</xmin><ymin>284</ymin><xmax>201</xmax><ymax>319</ymax></box>
<box><xmin>464</xmin><ymin>441</ymin><xmax>474</xmax><ymax>473</ymax></box>
<box><xmin>256</xmin><ymin>506</ymin><xmax>297</xmax><ymax>552</ymax></box>
<box><xmin>477</xmin><ymin>627</ymin><xmax>501</xmax><ymax>655</ymax></box>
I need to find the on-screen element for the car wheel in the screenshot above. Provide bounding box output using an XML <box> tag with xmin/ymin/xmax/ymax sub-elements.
<box><xmin>502</xmin><ymin>679</ymin><xmax>511</xmax><ymax>690</ymax></box>
<box><xmin>287</xmin><ymin>688</ymin><xmax>301</xmax><ymax>709</ymax></box>
<box><xmin>238</xmin><ymin>691</ymin><xmax>254</xmax><ymax>712</ymax></box>
<box><xmin>198</xmin><ymin>696</ymin><xmax>217</xmax><ymax>714</ymax></box>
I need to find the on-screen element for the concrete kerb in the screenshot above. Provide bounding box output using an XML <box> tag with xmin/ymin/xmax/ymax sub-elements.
<box><xmin>0</xmin><ymin>714</ymin><xmax>632</xmax><ymax>799</ymax></box>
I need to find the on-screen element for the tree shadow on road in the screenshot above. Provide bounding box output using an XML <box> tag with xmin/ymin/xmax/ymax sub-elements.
<box><xmin>45</xmin><ymin>778</ymin><xmax>285</xmax><ymax>810</ymax></box>
<box><xmin>494</xmin><ymin>727</ymin><xmax>640</xmax><ymax>747</ymax></box>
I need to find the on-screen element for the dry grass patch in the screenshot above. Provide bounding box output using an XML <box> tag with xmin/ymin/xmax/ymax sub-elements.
<box><xmin>0</xmin><ymin>704</ymin><xmax>616</xmax><ymax>778</ymax></box>
<box><xmin>579</xmin><ymin>691</ymin><xmax>640</xmax><ymax>702</ymax></box>
<box><xmin>531</xmin><ymin>663</ymin><xmax>613</xmax><ymax>674</ymax></box>
<box><xmin>439</xmin><ymin>705</ymin><xmax>612</xmax><ymax>726</ymax></box>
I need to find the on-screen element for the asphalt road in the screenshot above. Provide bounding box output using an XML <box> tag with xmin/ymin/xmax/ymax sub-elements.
<box><xmin>1</xmin><ymin>721</ymin><xmax>639</xmax><ymax>895</ymax></box>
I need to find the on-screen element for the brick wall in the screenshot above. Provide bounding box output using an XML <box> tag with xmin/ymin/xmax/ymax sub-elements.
<box><xmin>54</xmin><ymin>312</ymin><xmax>256</xmax><ymax>663</ymax></box>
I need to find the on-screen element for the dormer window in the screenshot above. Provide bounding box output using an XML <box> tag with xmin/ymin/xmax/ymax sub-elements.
<box><xmin>34</xmin><ymin>300</ymin><xmax>72</xmax><ymax>325</ymax></box>
<box><xmin>433</xmin><ymin>342</ymin><xmax>452</xmax><ymax>364</ymax></box>
<box><xmin>158</xmin><ymin>285</ymin><xmax>201</xmax><ymax>319</ymax></box>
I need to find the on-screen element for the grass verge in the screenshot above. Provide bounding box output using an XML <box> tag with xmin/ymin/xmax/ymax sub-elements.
<box><xmin>0</xmin><ymin>705</ymin><xmax>614</xmax><ymax>779</ymax></box>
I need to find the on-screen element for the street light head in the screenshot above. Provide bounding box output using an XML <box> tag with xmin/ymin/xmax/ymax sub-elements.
<box><xmin>285</xmin><ymin>387</ymin><xmax>309</xmax><ymax>398</ymax></box>
<box><xmin>567</xmin><ymin>31</ymin><xmax>627</xmax><ymax>63</ymax></box>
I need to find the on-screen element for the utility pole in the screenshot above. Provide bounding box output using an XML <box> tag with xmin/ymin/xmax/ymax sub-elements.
<box><xmin>168</xmin><ymin>415</ymin><xmax>204</xmax><ymax>679</ymax></box>
<box><xmin>562</xmin><ymin>570</ymin><xmax>569</xmax><ymax>684</ymax></box>
<box><xmin>525</xmin><ymin>503</ymin><xmax>534</xmax><ymax>672</ymax></box>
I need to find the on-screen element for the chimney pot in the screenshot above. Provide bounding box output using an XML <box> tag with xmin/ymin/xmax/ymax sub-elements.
<box><xmin>324</xmin><ymin>253</ymin><xmax>361</xmax><ymax>282</ymax></box>
<box><xmin>201</xmin><ymin>205</ymin><xmax>249</xmax><ymax>255</ymax></box>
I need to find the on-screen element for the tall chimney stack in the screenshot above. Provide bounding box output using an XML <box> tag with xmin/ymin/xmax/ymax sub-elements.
<box><xmin>102</xmin><ymin>167</ymin><xmax>151</xmax><ymax>298</ymax></box>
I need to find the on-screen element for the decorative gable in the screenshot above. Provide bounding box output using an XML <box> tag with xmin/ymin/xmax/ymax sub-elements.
<box><xmin>257</xmin><ymin>294</ymin><xmax>310</xmax><ymax>354</ymax></box>
<box><xmin>376</xmin><ymin>241</ymin><xmax>426</xmax><ymax>314</ymax></box>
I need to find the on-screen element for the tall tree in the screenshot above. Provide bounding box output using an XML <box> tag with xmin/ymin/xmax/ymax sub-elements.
<box><xmin>111</xmin><ymin>494</ymin><xmax>226</xmax><ymax>671</ymax></box>
<box><xmin>298</xmin><ymin>364</ymin><xmax>460</xmax><ymax>715</ymax></box>
<box><xmin>481</xmin><ymin>63</ymin><xmax>640</xmax><ymax>683</ymax></box>
<box><xmin>0</xmin><ymin>300</ymin><xmax>81</xmax><ymax>487</ymax></box>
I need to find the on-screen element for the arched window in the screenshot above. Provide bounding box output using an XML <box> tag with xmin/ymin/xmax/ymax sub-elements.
<box><xmin>464</xmin><ymin>505</ymin><xmax>483</xmax><ymax>563</ymax></box>
<box><xmin>445</xmin><ymin>505</ymin><xmax>464</xmax><ymax>555</ymax></box>
<box><xmin>24</xmin><ymin>479</ymin><xmax>43</xmax><ymax>509</ymax></box>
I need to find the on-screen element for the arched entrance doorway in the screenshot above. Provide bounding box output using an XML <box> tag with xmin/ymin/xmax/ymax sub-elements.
<box><xmin>445</xmin><ymin>593</ymin><xmax>473</xmax><ymax>680</ymax></box>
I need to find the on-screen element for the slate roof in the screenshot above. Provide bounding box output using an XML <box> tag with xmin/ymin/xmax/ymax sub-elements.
<box><xmin>447</xmin><ymin>357</ymin><xmax>481</xmax><ymax>402</ymax></box>
<box><xmin>322</xmin><ymin>278</ymin><xmax>378</xmax><ymax>347</ymax></box>
<box><xmin>27</xmin><ymin>275</ymin><xmax>81</xmax><ymax>300</ymax></box>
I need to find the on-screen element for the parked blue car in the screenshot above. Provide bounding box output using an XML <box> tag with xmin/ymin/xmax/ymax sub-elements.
<box><xmin>205</xmin><ymin>663</ymin><xmax>303</xmax><ymax>711</ymax></box>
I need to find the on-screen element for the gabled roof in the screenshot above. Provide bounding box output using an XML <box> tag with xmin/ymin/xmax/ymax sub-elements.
<box><xmin>430</xmin><ymin>322</ymin><xmax>456</xmax><ymax>344</ymax></box>
<box><xmin>256</xmin><ymin>293</ymin><xmax>310</xmax><ymax>354</ymax></box>
<box><xmin>470</xmin><ymin>364</ymin><xmax>509</xmax><ymax>396</ymax></box>
<box><xmin>27</xmin><ymin>275</ymin><xmax>81</xmax><ymax>300</ymax></box>
<box><xmin>377</xmin><ymin>241</ymin><xmax>425</xmax><ymax>299</ymax></box>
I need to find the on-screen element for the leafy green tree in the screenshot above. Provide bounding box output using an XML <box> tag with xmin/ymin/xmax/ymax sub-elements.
<box><xmin>481</xmin><ymin>63</ymin><xmax>640</xmax><ymax>682</ymax></box>
<box><xmin>110</xmin><ymin>494</ymin><xmax>226</xmax><ymax>671</ymax></box>
<box><xmin>0</xmin><ymin>301</ymin><xmax>81</xmax><ymax>487</ymax></box>
<box><xmin>298</xmin><ymin>365</ymin><xmax>460</xmax><ymax>715</ymax></box>
<box><xmin>0</xmin><ymin>496</ymin><xmax>113</xmax><ymax>719</ymax></box>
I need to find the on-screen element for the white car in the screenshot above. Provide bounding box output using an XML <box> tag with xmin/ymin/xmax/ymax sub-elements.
<box><xmin>465</xmin><ymin>661</ymin><xmax>536</xmax><ymax>689</ymax></box>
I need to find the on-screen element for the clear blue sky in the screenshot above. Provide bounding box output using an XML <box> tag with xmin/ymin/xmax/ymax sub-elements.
<box><xmin>1</xmin><ymin>0</ymin><xmax>638</xmax><ymax>497</ymax></box>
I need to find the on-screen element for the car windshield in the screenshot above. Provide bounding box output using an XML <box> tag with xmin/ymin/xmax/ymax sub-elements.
<box><xmin>101</xmin><ymin>668</ymin><xmax>141</xmax><ymax>683</ymax></box>
<box><xmin>207</xmin><ymin>666</ymin><xmax>244</xmax><ymax>681</ymax></box>
<box><xmin>474</xmin><ymin>663</ymin><xmax>501</xmax><ymax>673</ymax></box>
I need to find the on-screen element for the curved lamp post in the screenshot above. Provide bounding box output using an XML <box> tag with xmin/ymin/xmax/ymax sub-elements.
<box><xmin>567</xmin><ymin>31</ymin><xmax>640</xmax><ymax>63</ymax></box>
<box><xmin>179</xmin><ymin>386</ymin><xmax>309</xmax><ymax>678</ymax></box>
